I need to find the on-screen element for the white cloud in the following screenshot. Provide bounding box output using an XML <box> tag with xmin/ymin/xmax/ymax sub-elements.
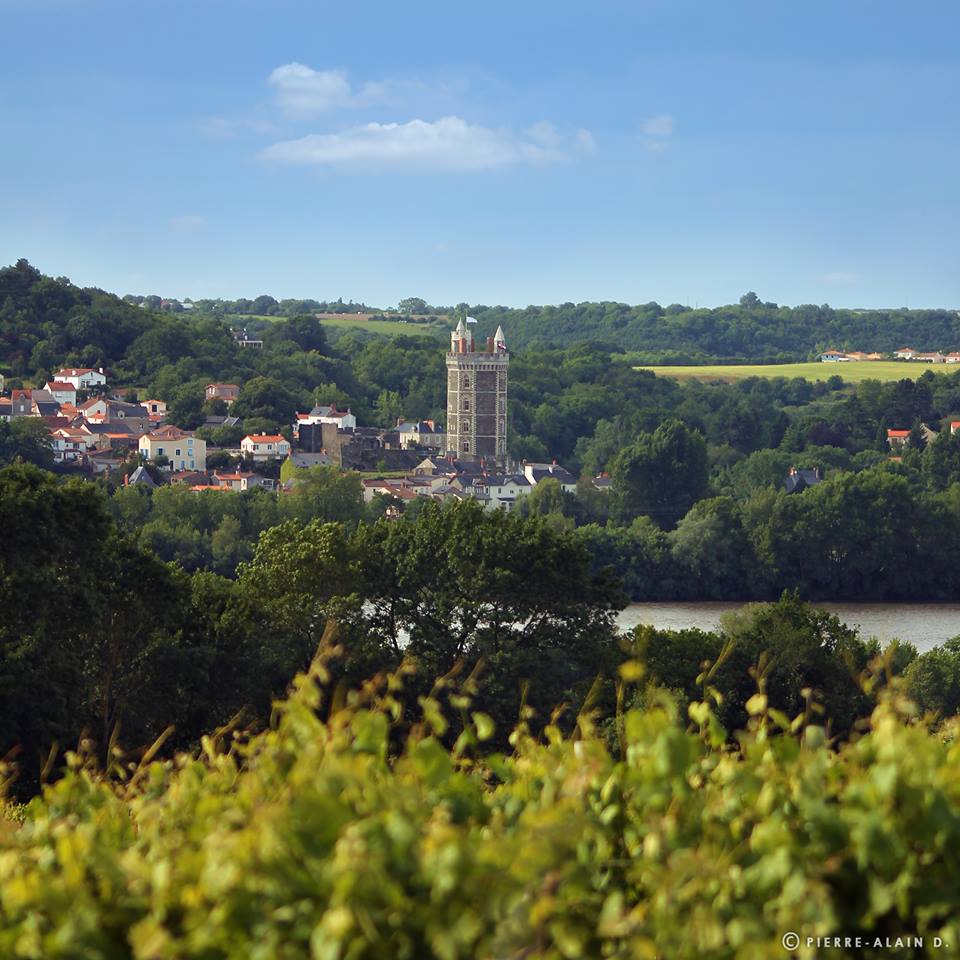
<box><xmin>268</xmin><ymin>62</ymin><xmax>388</xmax><ymax>114</ymax></box>
<box><xmin>262</xmin><ymin>116</ymin><xmax>569</xmax><ymax>171</ymax></box>
<box><xmin>526</xmin><ymin>120</ymin><xmax>562</xmax><ymax>148</ymax></box>
<box><xmin>823</xmin><ymin>271</ymin><xmax>861</xmax><ymax>284</ymax></box>
<box><xmin>575</xmin><ymin>128</ymin><xmax>598</xmax><ymax>153</ymax></box>
<box><xmin>642</xmin><ymin>114</ymin><xmax>675</xmax><ymax>138</ymax></box>
<box><xmin>640</xmin><ymin>114</ymin><xmax>676</xmax><ymax>153</ymax></box>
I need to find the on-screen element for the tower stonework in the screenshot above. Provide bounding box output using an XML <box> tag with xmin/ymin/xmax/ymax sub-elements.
<box><xmin>445</xmin><ymin>320</ymin><xmax>508</xmax><ymax>465</ymax></box>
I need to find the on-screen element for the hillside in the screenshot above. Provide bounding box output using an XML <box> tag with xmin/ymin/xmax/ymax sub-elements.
<box><xmin>466</xmin><ymin>297</ymin><xmax>960</xmax><ymax>361</ymax></box>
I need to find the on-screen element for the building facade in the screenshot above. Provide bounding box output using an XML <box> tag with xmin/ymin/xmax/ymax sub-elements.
<box><xmin>139</xmin><ymin>425</ymin><xmax>206</xmax><ymax>471</ymax></box>
<box><xmin>445</xmin><ymin>320</ymin><xmax>508</xmax><ymax>464</ymax></box>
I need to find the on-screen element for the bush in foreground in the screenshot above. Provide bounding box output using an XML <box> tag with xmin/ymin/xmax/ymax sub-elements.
<box><xmin>2</xmin><ymin>651</ymin><xmax>960</xmax><ymax>959</ymax></box>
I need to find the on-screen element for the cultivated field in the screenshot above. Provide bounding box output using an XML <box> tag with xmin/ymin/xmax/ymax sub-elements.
<box><xmin>637</xmin><ymin>360</ymin><xmax>953</xmax><ymax>383</ymax></box>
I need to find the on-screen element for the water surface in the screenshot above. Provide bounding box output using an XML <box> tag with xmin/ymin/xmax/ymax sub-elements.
<box><xmin>616</xmin><ymin>602</ymin><xmax>960</xmax><ymax>654</ymax></box>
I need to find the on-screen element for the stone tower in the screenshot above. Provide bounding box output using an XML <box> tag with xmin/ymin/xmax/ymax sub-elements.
<box><xmin>445</xmin><ymin>320</ymin><xmax>508</xmax><ymax>464</ymax></box>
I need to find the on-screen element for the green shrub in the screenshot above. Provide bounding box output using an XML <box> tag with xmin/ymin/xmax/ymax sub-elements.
<box><xmin>2</xmin><ymin>651</ymin><xmax>959</xmax><ymax>958</ymax></box>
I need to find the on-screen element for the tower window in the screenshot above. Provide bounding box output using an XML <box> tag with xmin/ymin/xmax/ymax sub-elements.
<box><xmin>463</xmin><ymin>375</ymin><xmax>471</xmax><ymax>388</ymax></box>
<box><xmin>462</xmin><ymin>441</ymin><xmax>470</xmax><ymax>452</ymax></box>
<box><xmin>463</xmin><ymin>398</ymin><xmax>470</xmax><ymax>411</ymax></box>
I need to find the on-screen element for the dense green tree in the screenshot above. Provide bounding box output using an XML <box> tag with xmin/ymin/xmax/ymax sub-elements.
<box><xmin>0</xmin><ymin>419</ymin><xmax>54</xmax><ymax>468</ymax></box>
<box><xmin>610</xmin><ymin>419</ymin><xmax>709</xmax><ymax>527</ymax></box>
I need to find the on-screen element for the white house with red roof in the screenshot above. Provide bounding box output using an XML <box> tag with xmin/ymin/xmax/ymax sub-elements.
<box><xmin>295</xmin><ymin>404</ymin><xmax>357</xmax><ymax>430</ymax></box>
<box><xmin>44</xmin><ymin>380</ymin><xmax>78</xmax><ymax>405</ymax></box>
<box><xmin>54</xmin><ymin>367</ymin><xmax>107</xmax><ymax>390</ymax></box>
<box><xmin>241</xmin><ymin>433</ymin><xmax>291</xmax><ymax>461</ymax></box>
<box><xmin>50</xmin><ymin>425</ymin><xmax>97</xmax><ymax>463</ymax></box>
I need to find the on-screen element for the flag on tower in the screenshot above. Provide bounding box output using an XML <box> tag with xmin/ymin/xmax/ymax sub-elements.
<box><xmin>465</xmin><ymin>316</ymin><xmax>478</xmax><ymax>324</ymax></box>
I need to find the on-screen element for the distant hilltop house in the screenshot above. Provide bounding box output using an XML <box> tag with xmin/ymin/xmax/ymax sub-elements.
<box><xmin>54</xmin><ymin>367</ymin><xmax>107</xmax><ymax>390</ymax></box>
<box><xmin>887</xmin><ymin>425</ymin><xmax>938</xmax><ymax>448</ymax></box>
<box><xmin>232</xmin><ymin>328</ymin><xmax>263</xmax><ymax>349</ymax></box>
<box><xmin>205</xmin><ymin>383</ymin><xmax>240</xmax><ymax>405</ymax></box>
<box><xmin>241</xmin><ymin>433</ymin><xmax>291</xmax><ymax>462</ymax></box>
<box><xmin>784</xmin><ymin>466</ymin><xmax>822</xmax><ymax>494</ymax></box>
<box><xmin>819</xmin><ymin>350</ymin><xmax>884</xmax><ymax>362</ymax></box>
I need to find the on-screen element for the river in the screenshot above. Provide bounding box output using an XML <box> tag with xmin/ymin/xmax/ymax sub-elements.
<box><xmin>616</xmin><ymin>602</ymin><xmax>960</xmax><ymax>654</ymax></box>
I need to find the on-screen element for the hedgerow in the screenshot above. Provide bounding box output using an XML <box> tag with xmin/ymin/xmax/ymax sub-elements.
<box><xmin>2</xmin><ymin>647</ymin><xmax>960</xmax><ymax>959</ymax></box>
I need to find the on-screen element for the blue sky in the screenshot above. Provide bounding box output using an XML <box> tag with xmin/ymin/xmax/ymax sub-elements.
<box><xmin>1</xmin><ymin>0</ymin><xmax>958</xmax><ymax>308</ymax></box>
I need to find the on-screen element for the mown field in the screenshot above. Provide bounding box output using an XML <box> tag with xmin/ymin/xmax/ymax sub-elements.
<box><xmin>637</xmin><ymin>360</ymin><xmax>947</xmax><ymax>383</ymax></box>
<box><xmin>236</xmin><ymin>313</ymin><xmax>448</xmax><ymax>337</ymax></box>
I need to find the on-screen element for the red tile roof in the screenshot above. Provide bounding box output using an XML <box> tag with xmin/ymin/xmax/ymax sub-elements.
<box><xmin>243</xmin><ymin>434</ymin><xmax>287</xmax><ymax>444</ymax></box>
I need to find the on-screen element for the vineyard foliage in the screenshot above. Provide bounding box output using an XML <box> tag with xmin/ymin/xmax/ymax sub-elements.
<box><xmin>2</xmin><ymin>651</ymin><xmax>960</xmax><ymax>959</ymax></box>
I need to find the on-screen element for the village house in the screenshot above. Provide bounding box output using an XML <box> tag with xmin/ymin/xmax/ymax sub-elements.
<box><xmin>10</xmin><ymin>390</ymin><xmax>33</xmax><ymax>418</ymax></box>
<box><xmin>126</xmin><ymin>466</ymin><xmax>157</xmax><ymax>488</ymax></box>
<box><xmin>295</xmin><ymin>404</ymin><xmax>357</xmax><ymax>431</ymax></box>
<box><xmin>44</xmin><ymin>380</ymin><xmax>78</xmax><ymax>405</ymax></box>
<box><xmin>205</xmin><ymin>383</ymin><xmax>240</xmax><ymax>405</ymax></box>
<box><xmin>784</xmin><ymin>466</ymin><xmax>823</xmax><ymax>494</ymax></box>
<box><xmin>232</xmin><ymin>329</ymin><xmax>263</xmax><ymax>349</ymax></box>
<box><xmin>360</xmin><ymin>477</ymin><xmax>433</xmax><ymax>504</ymax></box>
<box><xmin>139</xmin><ymin>424</ymin><xmax>207</xmax><ymax>471</ymax></box>
<box><xmin>77</xmin><ymin>397</ymin><xmax>149</xmax><ymax>422</ymax></box>
<box><xmin>54</xmin><ymin>367</ymin><xmax>107</xmax><ymax>390</ymax></box>
<box><xmin>50</xmin><ymin>426</ymin><xmax>98</xmax><ymax>463</ymax></box>
<box><xmin>454</xmin><ymin>472</ymin><xmax>532</xmax><ymax>511</ymax></box>
<box><xmin>213</xmin><ymin>470</ymin><xmax>275</xmax><ymax>492</ymax></box>
<box><xmin>241</xmin><ymin>433</ymin><xmax>291</xmax><ymax>461</ymax></box>
<box><xmin>522</xmin><ymin>461</ymin><xmax>578</xmax><ymax>493</ymax></box>
<box><xmin>395</xmin><ymin>419</ymin><xmax>445</xmax><ymax>450</ymax></box>
<box><xmin>819</xmin><ymin>350</ymin><xmax>850</xmax><ymax>363</ymax></box>
<box><xmin>0</xmin><ymin>398</ymin><xmax>11</xmax><ymax>421</ymax></box>
<box><xmin>894</xmin><ymin>347</ymin><xmax>917</xmax><ymax>359</ymax></box>
<box><xmin>142</xmin><ymin>399</ymin><xmax>167</xmax><ymax>417</ymax></box>
<box><xmin>887</xmin><ymin>425</ymin><xmax>937</xmax><ymax>449</ymax></box>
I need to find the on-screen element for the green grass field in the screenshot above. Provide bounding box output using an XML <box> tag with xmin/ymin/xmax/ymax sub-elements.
<box><xmin>637</xmin><ymin>360</ymin><xmax>952</xmax><ymax>383</ymax></box>
<box><xmin>236</xmin><ymin>313</ymin><xmax>447</xmax><ymax>337</ymax></box>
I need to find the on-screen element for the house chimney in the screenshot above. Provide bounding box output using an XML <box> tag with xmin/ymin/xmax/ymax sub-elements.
<box><xmin>486</xmin><ymin>337</ymin><xmax>494</xmax><ymax>353</ymax></box>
